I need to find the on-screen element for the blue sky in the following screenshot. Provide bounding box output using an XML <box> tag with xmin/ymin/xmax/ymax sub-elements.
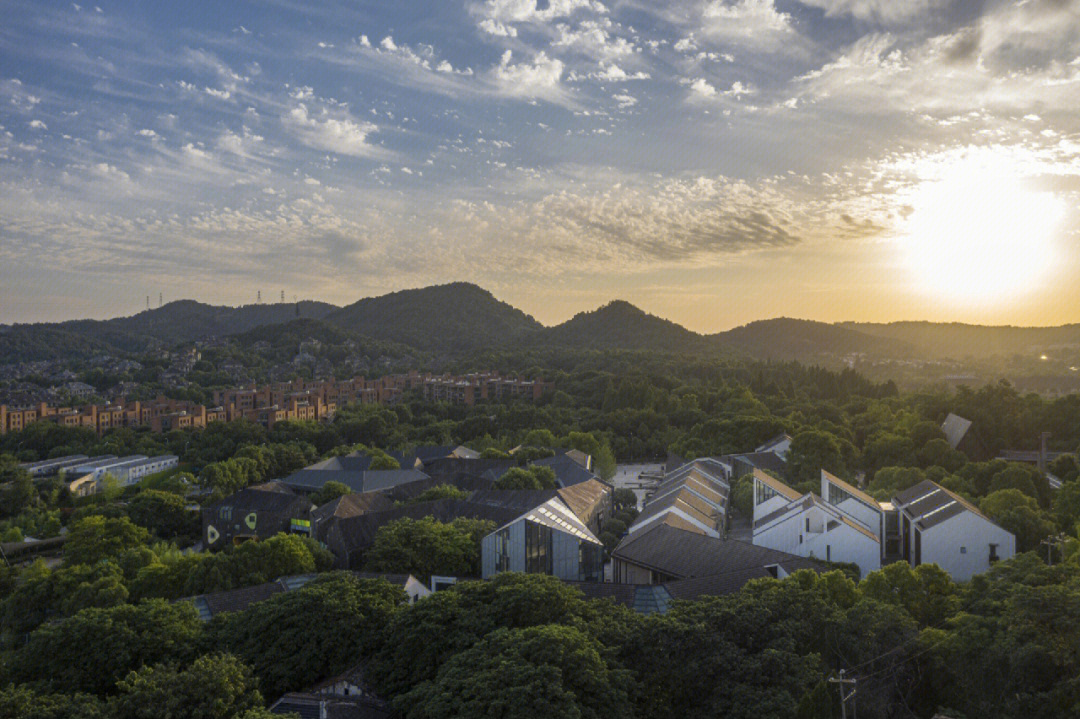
<box><xmin>2</xmin><ymin>1</ymin><xmax>1079</xmax><ymax>330</ymax></box>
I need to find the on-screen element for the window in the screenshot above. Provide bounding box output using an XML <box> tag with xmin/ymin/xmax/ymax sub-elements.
<box><xmin>494</xmin><ymin>528</ymin><xmax>510</xmax><ymax>573</ymax></box>
<box><xmin>805</xmin><ymin>517</ymin><xmax>810</xmax><ymax>531</ymax></box>
<box><xmin>989</xmin><ymin>544</ymin><xmax>999</xmax><ymax>563</ymax></box>
<box><xmin>525</xmin><ymin>521</ymin><xmax>552</xmax><ymax>575</ymax></box>
<box><xmin>218</xmin><ymin>506</ymin><xmax>232</xmax><ymax>521</ymax></box>
<box><xmin>578</xmin><ymin>543</ymin><xmax>601</xmax><ymax>581</ymax></box>
<box><xmin>960</xmin><ymin>546</ymin><xmax>967</xmax><ymax>554</ymax></box>
<box><xmin>826</xmin><ymin>545</ymin><xmax>831</xmax><ymax>561</ymax></box>
<box><xmin>755</xmin><ymin>481</ymin><xmax>779</xmax><ymax>505</ymax></box>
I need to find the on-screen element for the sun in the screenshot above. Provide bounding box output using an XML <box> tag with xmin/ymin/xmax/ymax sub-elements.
<box><xmin>900</xmin><ymin>154</ymin><xmax>1065</xmax><ymax>304</ymax></box>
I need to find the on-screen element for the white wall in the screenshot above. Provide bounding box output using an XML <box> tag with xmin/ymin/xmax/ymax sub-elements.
<box><xmin>754</xmin><ymin>505</ymin><xmax>881</xmax><ymax>578</ymax></box>
<box><xmin>918</xmin><ymin>512</ymin><xmax>1016</xmax><ymax>582</ymax></box>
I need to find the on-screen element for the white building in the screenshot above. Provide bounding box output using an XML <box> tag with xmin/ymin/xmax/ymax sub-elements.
<box><xmin>630</xmin><ymin>459</ymin><xmax>730</xmax><ymax>537</ymax></box>
<box><xmin>752</xmin><ymin>469</ymin><xmax>882</xmax><ymax>578</ymax></box>
<box><xmin>482</xmin><ymin>497</ymin><xmax>605</xmax><ymax>582</ymax></box>
<box><xmin>892</xmin><ymin>480</ymin><xmax>1015</xmax><ymax>581</ymax></box>
<box><xmin>67</xmin><ymin>454</ymin><xmax>178</xmax><ymax>486</ymax></box>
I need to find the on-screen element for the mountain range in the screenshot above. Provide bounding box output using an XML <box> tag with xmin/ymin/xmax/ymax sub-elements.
<box><xmin>2</xmin><ymin>282</ymin><xmax>1079</xmax><ymax>364</ymax></box>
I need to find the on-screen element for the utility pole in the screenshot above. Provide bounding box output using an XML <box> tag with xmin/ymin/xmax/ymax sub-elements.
<box><xmin>830</xmin><ymin>669</ymin><xmax>857</xmax><ymax>719</ymax></box>
<box><xmin>1041</xmin><ymin>532</ymin><xmax>1068</xmax><ymax>566</ymax></box>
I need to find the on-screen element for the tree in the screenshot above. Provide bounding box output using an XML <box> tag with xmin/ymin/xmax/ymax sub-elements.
<box><xmin>110</xmin><ymin>652</ymin><xmax>266</xmax><ymax>719</ymax></box>
<box><xmin>210</xmin><ymin>573</ymin><xmax>405</xmax><ymax>697</ymax></box>
<box><xmin>495</xmin><ymin>466</ymin><xmax>556</xmax><ymax>490</ymax></box>
<box><xmin>859</xmin><ymin>562</ymin><xmax>960</xmax><ymax>627</ymax></box>
<box><xmin>407</xmin><ymin>484</ymin><xmax>470</xmax><ymax>504</ymax></box>
<box><xmin>7</xmin><ymin>600</ymin><xmax>204</xmax><ymax>695</ymax></box>
<box><xmin>980</xmin><ymin>489</ymin><xmax>1057</xmax><ymax>553</ymax></box>
<box><xmin>1053</xmin><ymin>480</ymin><xmax>1080</xmax><ymax>533</ymax></box>
<box><xmin>64</xmin><ymin>516</ymin><xmax>150</xmax><ymax>567</ymax></box>
<box><xmin>364</xmin><ymin>517</ymin><xmax>493</xmax><ymax>578</ymax></box>
<box><xmin>0</xmin><ymin>685</ymin><xmax>107</xmax><ymax>719</ymax></box>
<box><xmin>398</xmin><ymin>624</ymin><xmax>631</xmax><ymax>719</ymax></box>
<box><xmin>787</xmin><ymin>430</ymin><xmax>846</xmax><ymax>488</ymax></box>
<box><xmin>125</xmin><ymin>489</ymin><xmax>198</xmax><ymax>540</ymax></box>
<box><xmin>311</xmin><ymin>480</ymin><xmax>352</xmax><ymax>506</ymax></box>
<box><xmin>0</xmin><ymin>455</ymin><xmax>36</xmax><ymax>519</ymax></box>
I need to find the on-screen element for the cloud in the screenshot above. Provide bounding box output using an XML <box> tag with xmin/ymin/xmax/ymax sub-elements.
<box><xmin>475</xmin><ymin>0</ymin><xmax>607</xmax><ymax>35</ymax></box>
<box><xmin>796</xmin><ymin>0</ymin><xmax>950</xmax><ymax>25</ymax></box>
<box><xmin>702</xmin><ymin>0</ymin><xmax>795</xmax><ymax>40</ymax></box>
<box><xmin>28</xmin><ymin>119</ymin><xmax>48</xmax><ymax>130</ymax></box>
<box><xmin>282</xmin><ymin>104</ymin><xmax>386</xmax><ymax>159</ymax></box>
<box><xmin>688</xmin><ymin>78</ymin><xmax>717</xmax><ymax>98</ymax></box>
<box><xmin>491</xmin><ymin>50</ymin><xmax>571</xmax><ymax>103</ymax></box>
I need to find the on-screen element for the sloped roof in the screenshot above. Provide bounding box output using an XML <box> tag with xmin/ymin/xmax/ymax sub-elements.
<box><xmin>332</xmin><ymin>499</ymin><xmax>523</xmax><ymax>552</ymax></box>
<box><xmin>533</xmin><ymin>453</ymin><xmax>597</xmax><ymax>488</ymax></box>
<box><xmin>753</xmin><ymin>468</ymin><xmax>802</xmax><ymax>501</ymax></box>
<box><xmin>555</xmin><ymin>478</ymin><xmax>610</xmax><ymax>521</ymax></box>
<box><xmin>941</xmin><ymin>413</ymin><xmax>973</xmax><ymax>450</ymax></box>
<box><xmin>755</xmin><ymin>433</ymin><xmax>793</xmax><ymax>453</ymax></box>
<box><xmin>513</xmin><ymin>497</ymin><xmax>603</xmax><ymax>545</ymax></box>
<box><xmin>892</xmin><ymin>479</ymin><xmax>995</xmax><ymax>530</ymax></box>
<box><xmin>613</xmin><ymin>521</ymin><xmax>814</xmax><ymax>580</ymax></box>
<box><xmin>821</xmin><ymin>470</ymin><xmax>881</xmax><ymax>511</ymax></box>
<box><xmin>753</xmin><ymin>492</ymin><xmax>880</xmax><ymax>543</ymax></box>
<box><xmin>630</xmin><ymin>484</ymin><xmax>720</xmax><ymax>534</ymax></box>
<box><xmin>205</xmin><ymin>484</ymin><xmax>309</xmax><ymax>514</ymax></box>
<box><xmin>282</xmin><ymin>468</ymin><xmax>429</xmax><ymax>494</ymax></box>
<box><xmin>311</xmin><ymin>491</ymin><xmax>395</xmax><ymax>525</ymax></box>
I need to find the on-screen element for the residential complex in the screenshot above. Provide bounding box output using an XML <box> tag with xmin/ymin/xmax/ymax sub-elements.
<box><xmin>0</xmin><ymin>370</ymin><xmax>550</xmax><ymax>436</ymax></box>
<box><xmin>750</xmin><ymin>468</ymin><xmax>1015</xmax><ymax>581</ymax></box>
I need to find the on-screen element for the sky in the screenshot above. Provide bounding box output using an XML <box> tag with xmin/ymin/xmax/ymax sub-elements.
<box><xmin>1</xmin><ymin>0</ymin><xmax>1079</xmax><ymax>332</ymax></box>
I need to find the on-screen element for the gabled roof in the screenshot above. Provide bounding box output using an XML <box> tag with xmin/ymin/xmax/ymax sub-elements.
<box><xmin>753</xmin><ymin>492</ymin><xmax>880</xmax><ymax>543</ymax></box>
<box><xmin>505</xmin><ymin>497</ymin><xmax>603</xmax><ymax>546</ymax></box>
<box><xmin>730</xmin><ymin>451</ymin><xmax>789</xmax><ymax>475</ymax></box>
<box><xmin>555</xmin><ymin>478</ymin><xmax>610</xmax><ymax>521</ymax></box>
<box><xmin>892</xmin><ymin>479</ymin><xmax>996</xmax><ymax>531</ymax></box>
<box><xmin>753</xmin><ymin>468</ymin><xmax>802</xmax><ymax>501</ymax></box>
<box><xmin>533</xmin><ymin>453</ymin><xmax>597</xmax><ymax>488</ymax></box>
<box><xmin>205</xmin><ymin>484</ymin><xmax>310</xmax><ymax>514</ymax></box>
<box><xmin>311</xmin><ymin>491</ymin><xmax>395</xmax><ymax>525</ymax></box>
<box><xmin>613</xmin><ymin>521</ymin><xmax>817</xmax><ymax>580</ymax></box>
<box><xmin>941</xmin><ymin>413</ymin><xmax>973</xmax><ymax>450</ymax></box>
<box><xmin>821</xmin><ymin>470</ymin><xmax>881</xmax><ymax>511</ymax></box>
<box><xmin>282</xmin><ymin>468</ymin><xmax>429</xmax><ymax>494</ymax></box>
<box><xmin>755</xmin><ymin>433</ymin><xmax>793</xmax><ymax>453</ymax></box>
<box><xmin>630</xmin><ymin>484</ymin><xmax>721</xmax><ymax>535</ymax></box>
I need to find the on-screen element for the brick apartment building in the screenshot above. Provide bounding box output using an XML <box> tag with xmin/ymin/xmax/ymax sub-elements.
<box><xmin>1</xmin><ymin>370</ymin><xmax>550</xmax><ymax>436</ymax></box>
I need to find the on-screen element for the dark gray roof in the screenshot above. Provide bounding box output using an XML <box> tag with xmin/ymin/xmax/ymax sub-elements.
<box><xmin>332</xmin><ymin>499</ymin><xmax>524</xmax><ymax>553</ymax></box>
<box><xmin>467</xmin><ymin>488</ymin><xmax>559</xmax><ymax>513</ymax></box>
<box><xmin>282</xmin><ymin>468</ymin><xmax>429</xmax><ymax>494</ymax></box>
<box><xmin>270</xmin><ymin>694</ymin><xmax>389</xmax><ymax>719</ymax></box>
<box><xmin>614</xmin><ymin>521</ymin><xmax>817</xmax><ymax>580</ymax></box>
<box><xmin>188</xmin><ymin>571</ymin><xmax>419</xmax><ymax>620</ymax></box>
<box><xmin>205</xmin><ymin>484</ymin><xmax>310</xmax><ymax>514</ymax></box>
<box><xmin>384</xmin><ymin>473</ymin><xmax>496</xmax><ymax>502</ymax></box>
<box><xmin>311</xmin><ymin>492</ymin><xmax>396</xmax><ymax>525</ymax></box>
<box><xmin>941</xmin><ymin>413</ymin><xmax>972</xmax><ymax>450</ymax></box>
<box><xmin>533</xmin><ymin>453</ymin><xmax>597</xmax><ymax>488</ymax></box>
<box><xmin>420</xmin><ymin>457</ymin><xmax>516</xmax><ymax>477</ymax></box>
<box><xmin>726</xmin><ymin>451</ymin><xmax>789</xmax><ymax>476</ymax></box>
<box><xmin>892</xmin><ymin>479</ymin><xmax>992</xmax><ymax>530</ymax></box>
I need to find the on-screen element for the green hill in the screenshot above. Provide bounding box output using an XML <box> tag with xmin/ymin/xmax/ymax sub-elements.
<box><xmin>712</xmin><ymin>318</ymin><xmax>915</xmax><ymax>361</ymax></box>
<box><xmin>325</xmin><ymin>283</ymin><xmax>543</xmax><ymax>353</ymax></box>
<box><xmin>537</xmin><ymin>300</ymin><xmax>710</xmax><ymax>353</ymax></box>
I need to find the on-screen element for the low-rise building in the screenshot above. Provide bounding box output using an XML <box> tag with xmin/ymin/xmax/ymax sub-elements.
<box><xmin>481</xmin><ymin>497</ymin><xmax>605</xmax><ymax>582</ymax></box>
<box><xmin>892</xmin><ymin>479</ymin><xmax>1015</xmax><ymax>581</ymax></box>
<box><xmin>202</xmin><ymin>482</ymin><xmax>315</xmax><ymax>549</ymax></box>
